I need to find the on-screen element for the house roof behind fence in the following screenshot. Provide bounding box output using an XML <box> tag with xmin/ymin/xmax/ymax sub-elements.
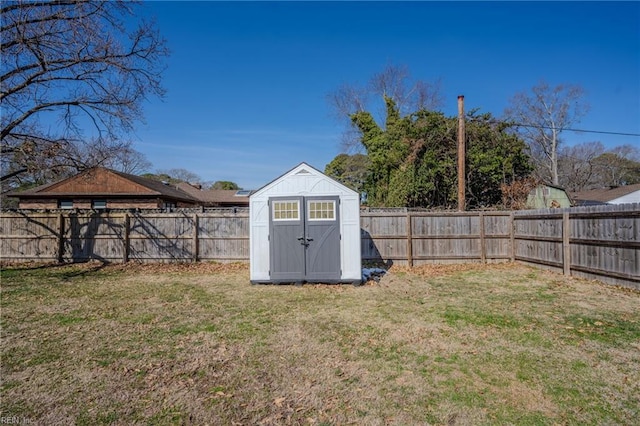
<box><xmin>175</xmin><ymin>183</ymin><xmax>251</xmax><ymax>206</ymax></box>
<box><xmin>6</xmin><ymin>167</ymin><xmax>198</xmax><ymax>203</ymax></box>
<box><xmin>571</xmin><ymin>183</ymin><xmax>640</xmax><ymax>204</ymax></box>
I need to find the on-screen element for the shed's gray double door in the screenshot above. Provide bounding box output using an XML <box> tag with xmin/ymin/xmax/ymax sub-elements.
<box><xmin>269</xmin><ymin>196</ymin><xmax>340</xmax><ymax>283</ymax></box>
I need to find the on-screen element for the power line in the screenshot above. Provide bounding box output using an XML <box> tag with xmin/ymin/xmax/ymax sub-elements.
<box><xmin>513</xmin><ymin>123</ymin><xmax>640</xmax><ymax>137</ymax></box>
<box><xmin>470</xmin><ymin>117</ymin><xmax>640</xmax><ymax>137</ymax></box>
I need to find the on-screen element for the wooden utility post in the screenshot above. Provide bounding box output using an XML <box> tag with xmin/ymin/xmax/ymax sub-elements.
<box><xmin>457</xmin><ymin>95</ymin><xmax>466</xmax><ymax>211</ymax></box>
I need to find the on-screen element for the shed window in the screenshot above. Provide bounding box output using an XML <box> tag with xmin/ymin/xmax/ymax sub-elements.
<box><xmin>272</xmin><ymin>200</ymin><xmax>299</xmax><ymax>221</ymax></box>
<box><xmin>59</xmin><ymin>200</ymin><xmax>73</xmax><ymax>209</ymax></box>
<box><xmin>92</xmin><ymin>200</ymin><xmax>107</xmax><ymax>209</ymax></box>
<box><xmin>308</xmin><ymin>200</ymin><xmax>336</xmax><ymax>221</ymax></box>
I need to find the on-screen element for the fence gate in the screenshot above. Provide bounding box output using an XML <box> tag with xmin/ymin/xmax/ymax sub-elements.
<box><xmin>269</xmin><ymin>196</ymin><xmax>340</xmax><ymax>283</ymax></box>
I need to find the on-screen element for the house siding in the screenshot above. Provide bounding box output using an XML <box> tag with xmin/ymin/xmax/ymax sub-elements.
<box><xmin>609</xmin><ymin>191</ymin><xmax>640</xmax><ymax>205</ymax></box>
<box><xmin>18</xmin><ymin>198</ymin><xmax>171</xmax><ymax>210</ymax></box>
<box><xmin>18</xmin><ymin>199</ymin><xmax>58</xmax><ymax>209</ymax></box>
<box><xmin>100</xmin><ymin>199</ymin><xmax>160</xmax><ymax>209</ymax></box>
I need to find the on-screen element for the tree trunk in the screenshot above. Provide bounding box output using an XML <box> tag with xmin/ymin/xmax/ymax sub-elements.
<box><xmin>551</xmin><ymin>128</ymin><xmax>559</xmax><ymax>185</ymax></box>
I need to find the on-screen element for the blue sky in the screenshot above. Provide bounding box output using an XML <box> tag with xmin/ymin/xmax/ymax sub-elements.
<box><xmin>134</xmin><ymin>1</ymin><xmax>640</xmax><ymax>189</ymax></box>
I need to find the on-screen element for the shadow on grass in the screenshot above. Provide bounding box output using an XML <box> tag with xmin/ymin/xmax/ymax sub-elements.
<box><xmin>0</xmin><ymin>261</ymin><xmax>110</xmax><ymax>280</ymax></box>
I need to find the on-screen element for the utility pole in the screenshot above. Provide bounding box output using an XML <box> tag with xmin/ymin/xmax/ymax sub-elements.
<box><xmin>457</xmin><ymin>95</ymin><xmax>466</xmax><ymax>211</ymax></box>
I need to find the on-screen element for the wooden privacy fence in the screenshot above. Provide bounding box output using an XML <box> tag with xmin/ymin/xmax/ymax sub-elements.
<box><xmin>1</xmin><ymin>204</ymin><xmax>638</xmax><ymax>289</ymax></box>
<box><xmin>512</xmin><ymin>204</ymin><xmax>639</xmax><ymax>289</ymax></box>
<box><xmin>360</xmin><ymin>204</ymin><xmax>639</xmax><ymax>289</ymax></box>
<box><xmin>0</xmin><ymin>210</ymin><xmax>249</xmax><ymax>264</ymax></box>
<box><xmin>360</xmin><ymin>210</ymin><xmax>513</xmax><ymax>265</ymax></box>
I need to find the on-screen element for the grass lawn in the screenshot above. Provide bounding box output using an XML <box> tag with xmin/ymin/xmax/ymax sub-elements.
<box><xmin>1</xmin><ymin>261</ymin><xmax>639</xmax><ymax>425</ymax></box>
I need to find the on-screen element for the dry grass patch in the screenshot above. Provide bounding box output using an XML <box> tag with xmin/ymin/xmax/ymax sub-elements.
<box><xmin>1</xmin><ymin>261</ymin><xmax>639</xmax><ymax>425</ymax></box>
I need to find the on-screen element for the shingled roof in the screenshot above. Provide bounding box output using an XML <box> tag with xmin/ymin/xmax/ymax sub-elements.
<box><xmin>175</xmin><ymin>182</ymin><xmax>251</xmax><ymax>206</ymax></box>
<box><xmin>571</xmin><ymin>183</ymin><xmax>640</xmax><ymax>205</ymax></box>
<box><xmin>7</xmin><ymin>167</ymin><xmax>198</xmax><ymax>203</ymax></box>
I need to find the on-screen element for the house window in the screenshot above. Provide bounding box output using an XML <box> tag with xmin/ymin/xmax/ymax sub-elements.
<box><xmin>59</xmin><ymin>200</ymin><xmax>73</xmax><ymax>209</ymax></box>
<box><xmin>272</xmin><ymin>200</ymin><xmax>299</xmax><ymax>221</ymax></box>
<box><xmin>92</xmin><ymin>200</ymin><xmax>107</xmax><ymax>209</ymax></box>
<box><xmin>308</xmin><ymin>200</ymin><xmax>336</xmax><ymax>221</ymax></box>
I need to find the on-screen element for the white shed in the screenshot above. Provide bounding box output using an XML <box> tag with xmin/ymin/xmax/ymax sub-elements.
<box><xmin>249</xmin><ymin>162</ymin><xmax>361</xmax><ymax>285</ymax></box>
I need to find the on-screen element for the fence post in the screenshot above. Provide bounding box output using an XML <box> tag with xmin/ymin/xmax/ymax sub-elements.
<box><xmin>123</xmin><ymin>213</ymin><xmax>130</xmax><ymax>263</ymax></box>
<box><xmin>510</xmin><ymin>212</ymin><xmax>515</xmax><ymax>262</ymax></box>
<box><xmin>563</xmin><ymin>211</ymin><xmax>571</xmax><ymax>275</ymax></box>
<box><xmin>193</xmin><ymin>213</ymin><xmax>199</xmax><ymax>262</ymax></box>
<box><xmin>479</xmin><ymin>212</ymin><xmax>486</xmax><ymax>263</ymax></box>
<box><xmin>406</xmin><ymin>213</ymin><xmax>413</xmax><ymax>267</ymax></box>
<box><xmin>57</xmin><ymin>213</ymin><xmax>65</xmax><ymax>263</ymax></box>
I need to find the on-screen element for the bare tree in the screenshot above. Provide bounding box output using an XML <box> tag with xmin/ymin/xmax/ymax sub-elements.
<box><xmin>1</xmin><ymin>0</ymin><xmax>168</xmax><ymax>184</ymax></box>
<box><xmin>105</xmin><ymin>146</ymin><xmax>152</xmax><ymax>175</ymax></box>
<box><xmin>327</xmin><ymin>83</ymin><xmax>370</xmax><ymax>119</ymax></box>
<box><xmin>71</xmin><ymin>139</ymin><xmax>152</xmax><ymax>175</ymax></box>
<box><xmin>592</xmin><ymin>144</ymin><xmax>640</xmax><ymax>187</ymax></box>
<box><xmin>156</xmin><ymin>168</ymin><xmax>202</xmax><ymax>184</ymax></box>
<box><xmin>556</xmin><ymin>142</ymin><xmax>640</xmax><ymax>191</ymax></box>
<box><xmin>504</xmin><ymin>81</ymin><xmax>589</xmax><ymax>185</ymax></box>
<box><xmin>0</xmin><ymin>136</ymin><xmax>151</xmax><ymax>195</ymax></box>
<box><xmin>369</xmin><ymin>65</ymin><xmax>443</xmax><ymax>118</ymax></box>
<box><xmin>557</xmin><ymin>141</ymin><xmax>605</xmax><ymax>191</ymax></box>
<box><xmin>327</xmin><ymin>64</ymin><xmax>443</xmax><ymax>151</ymax></box>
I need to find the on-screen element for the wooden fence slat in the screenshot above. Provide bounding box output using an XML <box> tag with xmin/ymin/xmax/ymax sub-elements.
<box><xmin>124</xmin><ymin>213</ymin><xmax>130</xmax><ymax>263</ymax></box>
<box><xmin>193</xmin><ymin>213</ymin><xmax>199</xmax><ymax>262</ymax></box>
<box><xmin>57</xmin><ymin>213</ymin><xmax>64</xmax><ymax>263</ymax></box>
<box><xmin>479</xmin><ymin>212</ymin><xmax>486</xmax><ymax>263</ymax></box>
<box><xmin>509</xmin><ymin>212</ymin><xmax>515</xmax><ymax>262</ymax></box>
<box><xmin>407</xmin><ymin>213</ymin><xmax>413</xmax><ymax>267</ymax></box>
<box><xmin>563</xmin><ymin>212</ymin><xmax>571</xmax><ymax>276</ymax></box>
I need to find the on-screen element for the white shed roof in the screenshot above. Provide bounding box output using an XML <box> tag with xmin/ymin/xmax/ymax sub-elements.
<box><xmin>250</xmin><ymin>162</ymin><xmax>358</xmax><ymax>198</ymax></box>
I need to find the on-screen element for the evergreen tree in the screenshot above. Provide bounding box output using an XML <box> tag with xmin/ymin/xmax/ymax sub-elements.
<box><xmin>344</xmin><ymin>98</ymin><xmax>532</xmax><ymax>208</ymax></box>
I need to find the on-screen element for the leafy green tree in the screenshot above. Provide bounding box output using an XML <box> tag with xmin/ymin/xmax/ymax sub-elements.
<box><xmin>324</xmin><ymin>153</ymin><xmax>370</xmax><ymax>195</ymax></box>
<box><xmin>465</xmin><ymin>112</ymin><xmax>533</xmax><ymax>208</ymax></box>
<box><xmin>350</xmin><ymin>97</ymin><xmax>411</xmax><ymax>205</ymax></box>
<box><xmin>141</xmin><ymin>173</ymin><xmax>176</xmax><ymax>184</ymax></box>
<box><xmin>211</xmin><ymin>181</ymin><xmax>240</xmax><ymax>190</ymax></box>
<box><xmin>349</xmin><ymin>98</ymin><xmax>532</xmax><ymax>208</ymax></box>
<box><xmin>142</xmin><ymin>169</ymin><xmax>202</xmax><ymax>185</ymax></box>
